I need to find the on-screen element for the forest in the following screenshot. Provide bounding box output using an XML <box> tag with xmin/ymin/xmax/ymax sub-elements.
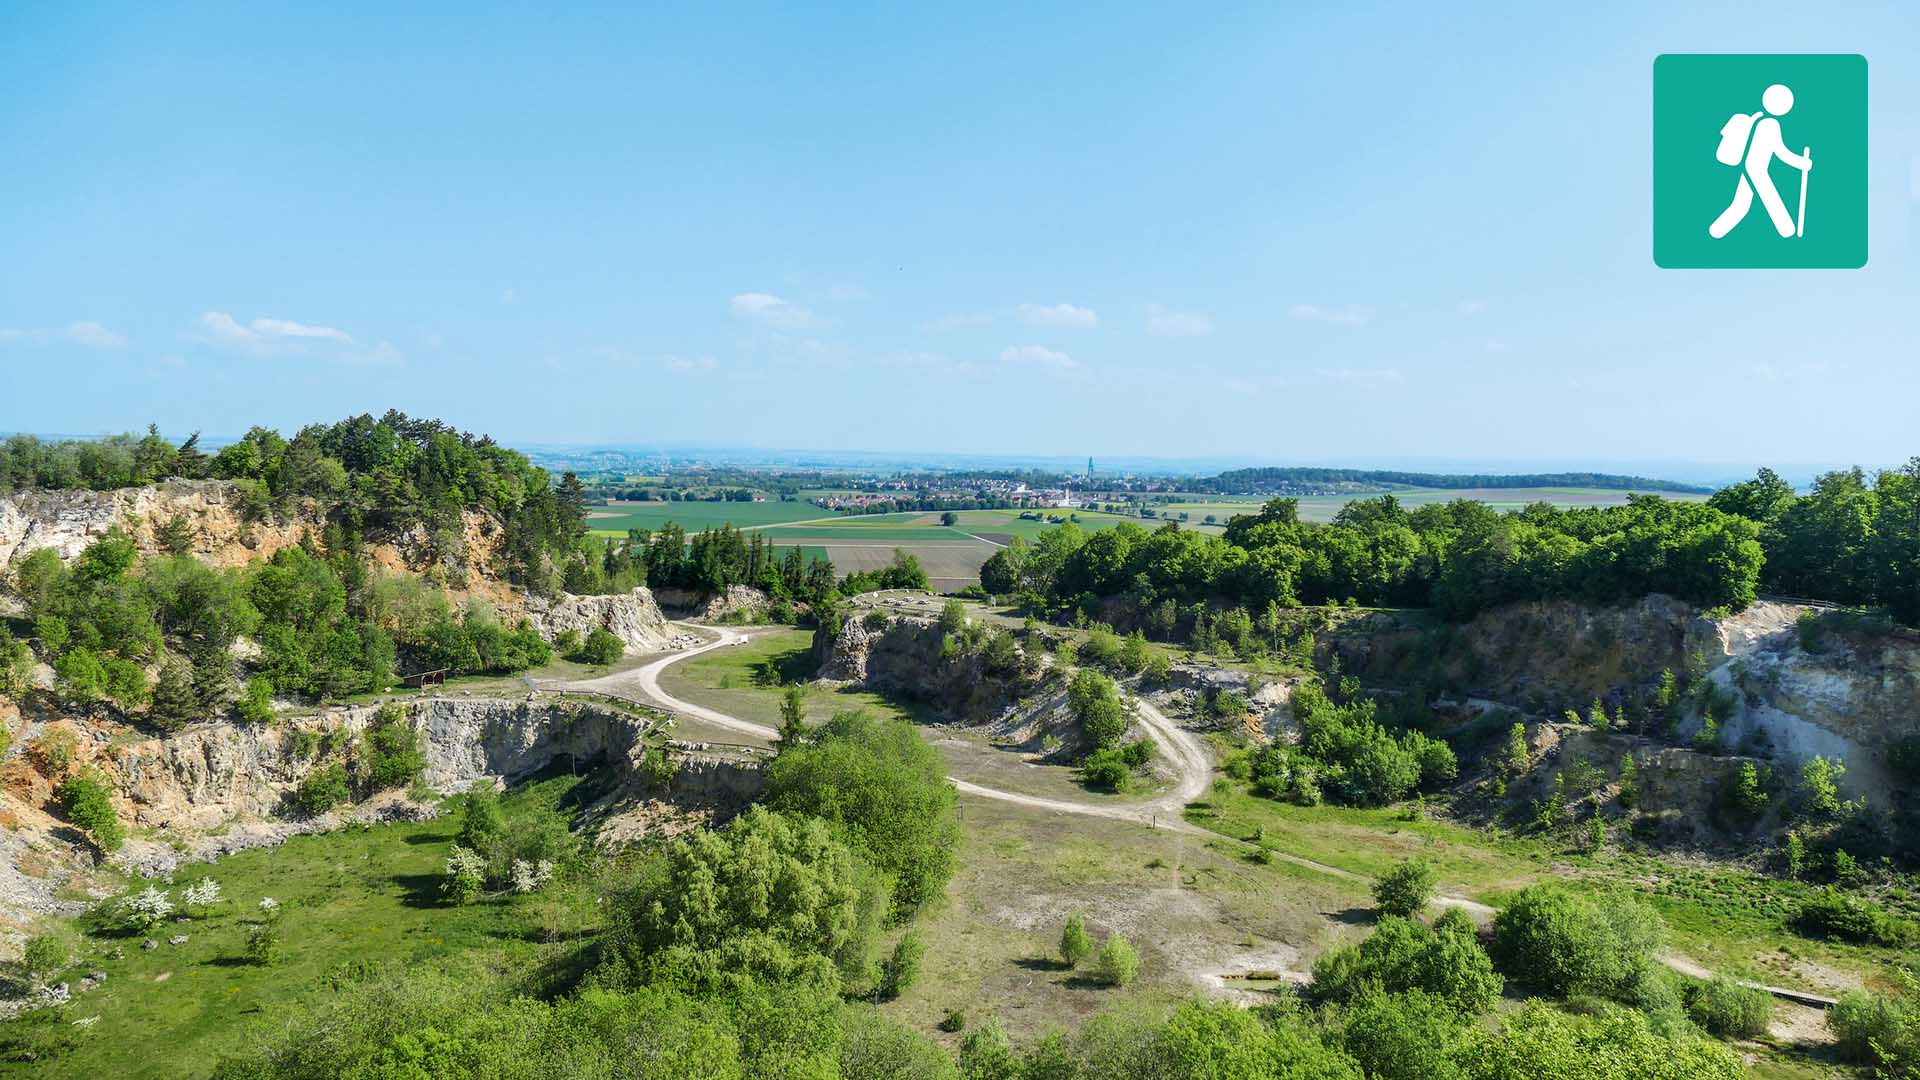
<box><xmin>982</xmin><ymin>459</ymin><xmax>1920</xmax><ymax>639</ymax></box>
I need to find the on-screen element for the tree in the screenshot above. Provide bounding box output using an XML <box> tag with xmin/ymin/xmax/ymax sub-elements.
<box><xmin>1096</xmin><ymin>935</ymin><xmax>1139</xmax><ymax>987</ymax></box>
<box><xmin>359</xmin><ymin>703</ymin><xmax>425</xmax><ymax>790</ymax></box>
<box><xmin>941</xmin><ymin>511</ymin><xmax>960</xmax><ymax>527</ymax></box>
<box><xmin>1455</xmin><ymin>1000</ymin><xmax>1744</xmax><ymax>1080</ymax></box>
<box><xmin>613</xmin><ymin>805</ymin><xmax>888</xmax><ymax>991</ymax></box>
<box><xmin>1338</xmin><ymin>989</ymin><xmax>1466</xmax><ymax>1080</ymax></box>
<box><xmin>765</xmin><ymin>711</ymin><xmax>959</xmax><ymax>916</ymax></box>
<box><xmin>939</xmin><ymin>599</ymin><xmax>967</xmax><ymax>633</ymax></box>
<box><xmin>1373</xmin><ymin>858</ymin><xmax>1436</xmax><ymax>918</ymax></box>
<box><xmin>777</xmin><ymin>685</ymin><xmax>807</xmax><ymax>751</ymax></box>
<box><xmin>1312</xmin><ymin>911</ymin><xmax>1503</xmax><ymax>1015</ymax></box>
<box><xmin>876</xmin><ymin>931</ymin><xmax>923</xmax><ymax>1001</ymax></box>
<box><xmin>1059</xmin><ymin>912</ymin><xmax>1093</xmax><ymax>967</ymax></box>
<box><xmin>1490</xmin><ymin>885</ymin><xmax>1663</xmax><ymax>1000</ymax></box>
<box><xmin>1068</xmin><ymin>669</ymin><xmax>1129</xmax><ymax>751</ymax></box>
<box><xmin>294</xmin><ymin>762</ymin><xmax>351</xmax><ymax>815</ymax></box>
<box><xmin>147</xmin><ymin>653</ymin><xmax>199</xmax><ymax>732</ymax></box>
<box><xmin>55</xmin><ymin>771</ymin><xmax>123</xmax><ymax>853</ymax></box>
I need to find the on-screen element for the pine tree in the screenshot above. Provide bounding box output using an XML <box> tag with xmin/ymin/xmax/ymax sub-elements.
<box><xmin>776</xmin><ymin>685</ymin><xmax>807</xmax><ymax>752</ymax></box>
<box><xmin>148</xmin><ymin>654</ymin><xmax>200</xmax><ymax>732</ymax></box>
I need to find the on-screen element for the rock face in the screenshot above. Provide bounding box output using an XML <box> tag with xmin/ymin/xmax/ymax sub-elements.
<box><xmin>0</xmin><ymin>695</ymin><xmax>764</xmax><ymax>944</ymax></box>
<box><xmin>813</xmin><ymin>612</ymin><xmax>1036</xmax><ymax>720</ymax></box>
<box><xmin>0</xmin><ymin>480</ymin><xmax>319</xmax><ymax>571</ymax></box>
<box><xmin>652</xmin><ymin>585</ymin><xmax>768</xmax><ymax>621</ymax></box>
<box><xmin>524</xmin><ymin>587</ymin><xmax>670</xmax><ymax>653</ymax></box>
<box><xmin>1334</xmin><ymin>595</ymin><xmax>1920</xmax><ymax>804</ymax></box>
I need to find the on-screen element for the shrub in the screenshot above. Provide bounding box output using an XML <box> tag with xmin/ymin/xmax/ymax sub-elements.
<box><xmin>442</xmin><ymin>845</ymin><xmax>485</xmax><ymax>905</ymax></box>
<box><xmin>1794</xmin><ymin>887</ymin><xmax>1910</xmax><ymax>945</ymax></box>
<box><xmin>1081</xmin><ymin>748</ymin><xmax>1130</xmax><ymax>791</ymax></box>
<box><xmin>359</xmin><ymin>703</ymin><xmax>425</xmax><ymax>790</ymax></box>
<box><xmin>1828</xmin><ymin>983</ymin><xmax>1920</xmax><ymax>1071</ymax></box>
<box><xmin>18</xmin><ymin>932</ymin><xmax>72</xmax><ymax>986</ymax></box>
<box><xmin>875</xmin><ymin>931</ymin><xmax>923</xmax><ymax>1001</ymax></box>
<box><xmin>1096</xmin><ymin>935</ymin><xmax>1139</xmax><ymax>987</ymax></box>
<box><xmin>294</xmin><ymin>762</ymin><xmax>352</xmax><ymax>815</ymax></box>
<box><xmin>457</xmin><ymin>784</ymin><xmax>508</xmax><ymax>853</ymax></box>
<box><xmin>1059</xmin><ymin>912</ymin><xmax>1092</xmax><ymax>967</ymax></box>
<box><xmin>1454</xmin><ymin>1000</ymin><xmax>1745</xmax><ymax>1080</ymax></box>
<box><xmin>1373</xmin><ymin>858</ymin><xmax>1436</xmax><ymax>918</ymax></box>
<box><xmin>1686</xmin><ymin>976</ymin><xmax>1773</xmax><ymax>1040</ymax></box>
<box><xmin>574</xmin><ymin>628</ymin><xmax>625</xmax><ymax>666</ymax></box>
<box><xmin>1068</xmin><ymin>669</ymin><xmax>1129</xmax><ymax>751</ymax></box>
<box><xmin>1312</xmin><ymin>911</ymin><xmax>1503</xmax><ymax>1015</ymax></box>
<box><xmin>1490</xmin><ymin>885</ymin><xmax>1663</xmax><ymax>1000</ymax></box>
<box><xmin>1337</xmin><ymin>989</ymin><xmax>1465</xmax><ymax>1080</ymax></box>
<box><xmin>237</xmin><ymin>676</ymin><xmax>276</xmax><ymax>723</ymax></box>
<box><xmin>55</xmin><ymin>770</ymin><xmax>124</xmax><ymax>853</ymax></box>
<box><xmin>122</xmin><ymin>885</ymin><xmax>174</xmax><ymax>930</ymax></box>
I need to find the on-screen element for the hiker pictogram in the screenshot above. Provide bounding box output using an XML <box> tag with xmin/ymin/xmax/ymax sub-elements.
<box><xmin>1708</xmin><ymin>83</ymin><xmax>1812</xmax><ymax>240</ymax></box>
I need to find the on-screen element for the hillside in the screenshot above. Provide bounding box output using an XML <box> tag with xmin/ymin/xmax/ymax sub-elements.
<box><xmin>1197</xmin><ymin>466</ymin><xmax>1715</xmax><ymax>495</ymax></box>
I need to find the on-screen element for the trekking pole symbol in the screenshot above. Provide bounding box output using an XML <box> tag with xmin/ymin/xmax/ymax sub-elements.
<box><xmin>1796</xmin><ymin>146</ymin><xmax>1810</xmax><ymax>237</ymax></box>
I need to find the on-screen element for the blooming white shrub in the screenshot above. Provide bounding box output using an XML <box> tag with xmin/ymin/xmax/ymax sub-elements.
<box><xmin>124</xmin><ymin>885</ymin><xmax>174</xmax><ymax>929</ymax></box>
<box><xmin>27</xmin><ymin>982</ymin><xmax>71</xmax><ymax>1012</ymax></box>
<box><xmin>182</xmin><ymin>878</ymin><xmax>223</xmax><ymax>913</ymax></box>
<box><xmin>510</xmin><ymin>858</ymin><xmax>556</xmax><ymax>894</ymax></box>
<box><xmin>443</xmin><ymin>845</ymin><xmax>486</xmax><ymax>904</ymax></box>
<box><xmin>258</xmin><ymin>896</ymin><xmax>280</xmax><ymax>913</ymax></box>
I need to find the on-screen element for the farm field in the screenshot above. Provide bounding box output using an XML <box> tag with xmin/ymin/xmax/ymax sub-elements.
<box><xmin>1154</xmin><ymin>485</ymin><xmax>1709</xmax><ymax>524</ymax></box>
<box><xmin>585</xmin><ymin>498</ymin><xmax>835</xmax><ymax>533</ymax></box>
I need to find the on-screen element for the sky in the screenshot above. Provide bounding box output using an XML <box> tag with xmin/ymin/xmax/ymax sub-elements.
<box><xmin>2</xmin><ymin>2</ymin><xmax>1917</xmax><ymax>476</ymax></box>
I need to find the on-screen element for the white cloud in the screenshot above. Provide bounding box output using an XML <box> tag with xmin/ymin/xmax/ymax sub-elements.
<box><xmin>1315</xmin><ymin>367</ymin><xmax>1401</xmax><ymax>382</ymax></box>
<box><xmin>1288</xmin><ymin>303</ymin><xmax>1371</xmax><ymax>327</ymax></box>
<box><xmin>197</xmin><ymin>311</ymin><xmax>357</xmax><ymax>351</ymax></box>
<box><xmin>923</xmin><ymin>312</ymin><xmax>993</xmax><ymax>333</ymax></box>
<box><xmin>1016</xmin><ymin>302</ymin><xmax>1099</xmax><ymax>328</ymax></box>
<box><xmin>66</xmin><ymin>321</ymin><xmax>127</xmax><ymax>347</ymax></box>
<box><xmin>730</xmin><ymin>292</ymin><xmax>823</xmax><ymax>330</ymax></box>
<box><xmin>0</xmin><ymin>322</ymin><xmax>128</xmax><ymax>347</ymax></box>
<box><xmin>1144</xmin><ymin>303</ymin><xmax>1213</xmax><ymax>338</ymax></box>
<box><xmin>1000</xmin><ymin>344</ymin><xmax>1076</xmax><ymax>369</ymax></box>
<box><xmin>664</xmin><ymin>353</ymin><xmax>719</xmax><ymax>372</ymax></box>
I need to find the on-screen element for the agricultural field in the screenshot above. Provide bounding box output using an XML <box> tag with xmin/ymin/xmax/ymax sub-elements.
<box><xmin>1154</xmin><ymin>485</ymin><xmax>1709</xmax><ymax>524</ymax></box>
<box><xmin>585</xmin><ymin>498</ymin><xmax>836</xmax><ymax>533</ymax></box>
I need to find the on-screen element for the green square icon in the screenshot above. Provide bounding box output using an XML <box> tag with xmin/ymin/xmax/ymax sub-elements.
<box><xmin>1653</xmin><ymin>54</ymin><xmax>1867</xmax><ymax>268</ymax></box>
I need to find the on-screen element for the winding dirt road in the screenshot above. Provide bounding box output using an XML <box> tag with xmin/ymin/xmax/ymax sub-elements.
<box><xmin>552</xmin><ymin>622</ymin><xmax>1837</xmax><ymax>1014</ymax></box>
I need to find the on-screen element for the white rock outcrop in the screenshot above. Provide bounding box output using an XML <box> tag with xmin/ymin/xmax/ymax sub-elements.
<box><xmin>524</xmin><ymin>587</ymin><xmax>670</xmax><ymax>653</ymax></box>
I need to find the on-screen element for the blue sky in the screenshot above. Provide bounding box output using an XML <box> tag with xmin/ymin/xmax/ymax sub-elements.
<box><xmin>2</xmin><ymin>3</ymin><xmax>1915</xmax><ymax>473</ymax></box>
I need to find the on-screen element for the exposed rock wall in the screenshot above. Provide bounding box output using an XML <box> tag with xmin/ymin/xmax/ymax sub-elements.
<box><xmin>524</xmin><ymin>587</ymin><xmax>671</xmax><ymax>653</ymax></box>
<box><xmin>813</xmin><ymin>613</ymin><xmax>1036</xmax><ymax>720</ymax></box>
<box><xmin>652</xmin><ymin>585</ymin><xmax>768</xmax><ymax>621</ymax></box>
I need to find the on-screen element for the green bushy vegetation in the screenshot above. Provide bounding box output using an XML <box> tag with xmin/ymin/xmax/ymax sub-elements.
<box><xmin>1229</xmin><ymin>681</ymin><xmax>1455</xmax><ymax>808</ymax></box>
<box><xmin>1490</xmin><ymin>884</ymin><xmax>1664</xmax><ymax>1002</ymax></box>
<box><xmin>1684</xmin><ymin>976</ymin><xmax>1773</xmax><ymax>1040</ymax></box>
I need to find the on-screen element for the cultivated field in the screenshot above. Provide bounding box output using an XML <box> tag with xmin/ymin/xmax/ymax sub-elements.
<box><xmin>585</xmin><ymin>498</ymin><xmax>836</xmax><ymax>533</ymax></box>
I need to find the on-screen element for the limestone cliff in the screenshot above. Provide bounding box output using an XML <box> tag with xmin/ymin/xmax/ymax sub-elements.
<box><xmin>524</xmin><ymin>587</ymin><xmax>671</xmax><ymax>653</ymax></box>
<box><xmin>813</xmin><ymin>611</ymin><xmax>1040</xmax><ymax>720</ymax></box>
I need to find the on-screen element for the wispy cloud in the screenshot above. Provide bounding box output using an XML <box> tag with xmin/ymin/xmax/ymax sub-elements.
<box><xmin>1016</xmin><ymin>302</ymin><xmax>1099</xmax><ymax>329</ymax></box>
<box><xmin>730</xmin><ymin>292</ymin><xmax>824</xmax><ymax>330</ymax></box>
<box><xmin>1315</xmin><ymin>366</ymin><xmax>1401</xmax><ymax>382</ymax></box>
<box><xmin>664</xmin><ymin>353</ymin><xmax>719</xmax><ymax>372</ymax></box>
<box><xmin>1001</xmin><ymin>344</ymin><xmax>1076</xmax><ymax>369</ymax></box>
<box><xmin>1144</xmin><ymin>303</ymin><xmax>1212</xmax><ymax>338</ymax></box>
<box><xmin>0</xmin><ymin>321</ymin><xmax>129</xmax><ymax>347</ymax></box>
<box><xmin>198</xmin><ymin>311</ymin><xmax>358</xmax><ymax>350</ymax></box>
<box><xmin>1288</xmin><ymin>303</ymin><xmax>1371</xmax><ymax>327</ymax></box>
<box><xmin>923</xmin><ymin>312</ymin><xmax>993</xmax><ymax>333</ymax></box>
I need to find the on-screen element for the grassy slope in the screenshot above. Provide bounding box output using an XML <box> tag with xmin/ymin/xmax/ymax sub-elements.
<box><xmin>14</xmin><ymin>777</ymin><xmax>602</xmax><ymax>1080</ymax></box>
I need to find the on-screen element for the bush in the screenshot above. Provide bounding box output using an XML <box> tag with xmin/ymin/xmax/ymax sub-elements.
<box><xmin>1373</xmin><ymin>858</ymin><xmax>1436</xmax><ymax>918</ymax></box>
<box><xmin>237</xmin><ymin>675</ymin><xmax>276</xmax><ymax>723</ymax></box>
<box><xmin>1454</xmin><ymin>1000</ymin><xmax>1745</xmax><ymax>1080</ymax></box>
<box><xmin>55</xmin><ymin>770</ymin><xmax>123</xmax><ymax>853</ymax></box>
<box><xmin>294</xmin><ymin>762</ymin><xmax>352</xmax><ymax>816</ymax></box>
<box><xmin>1489</xmin><ymin>885</ymin><xmax>1663</xmax><ymax>1000</ymax></box>
<box><xmin>1794</xmin><ymin>887</ymin><xmax>1910</xmax><ymax>945</ymax></box>
<box><xmin>1828</xmin><ymin>984</ymin><xmax>1920</xmax><ymax>1071</ymax></box>
<box><xmin>1312</xmin><ymin>911</ymin><xmax>1503</xmax><ymax>1014</ymax></box>
<box><xmin>1096</xmin><ymin>935</ymin><xmax>1139</xmax><ymax>987</ymax></box>
<box><xmin>359</xmin><ymin>703</ymin><xmax>424</xmax><ymax>791</ymax></box>
<box><xmin>573</xmin><ymin>628</ymin><xmax>625</xmax><ymax>666</ymax></box>
<box><xmin>1338</xmin><ymin>989</ymin><xmax>1465</xmax><ymax>1080</ymax></box>
<box><xmin>1068</xmin><ymin>669</ymin><xmax>1129</xmax><ymax>751</ymax></box>
<box><xmin>1080</xmin><ymin>748</ymin><xmax>1130</xmax><ymax>791</ymax></box>
<box><xmin>1685</xmin><ymin>976</ymin><xmax>1773</xmax><ymax>1039</ymax></box>
<box><xmin>875</xmin><ymin>931</ymin><xmax>923</xmax><ymax>1001</ymax></box>
<box><xmin>1059</xmin><ymin>912</ymin><xmax>1092</xmax><ymax>967</ymax></box>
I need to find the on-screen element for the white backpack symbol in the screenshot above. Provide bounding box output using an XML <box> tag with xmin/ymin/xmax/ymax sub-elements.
<box><xmin>1715</xmin><ymin>110</ymin><xmax>1763</xmax><ymax>166</ymax></box>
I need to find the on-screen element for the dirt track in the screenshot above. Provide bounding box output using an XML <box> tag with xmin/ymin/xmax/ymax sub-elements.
<box><xmin>552</xmin><ymin>622</ymin><xmax>1834</xmax><ymax>1019</ymax></box>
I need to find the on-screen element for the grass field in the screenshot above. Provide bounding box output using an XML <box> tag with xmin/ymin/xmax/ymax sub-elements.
<box><xmin>9</xmin><ymin>776</ymin><xmax>603</xmax><ymax>1079</ymax></box>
